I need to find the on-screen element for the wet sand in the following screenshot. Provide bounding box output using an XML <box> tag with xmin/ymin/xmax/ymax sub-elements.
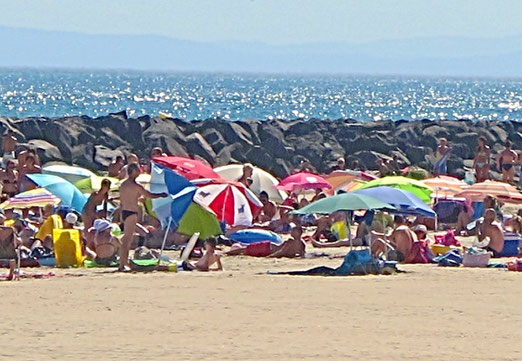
<box><xmin>2</xmin><ymin>245</ymin><xmax>521</xmax><ymax>361</ymax></box>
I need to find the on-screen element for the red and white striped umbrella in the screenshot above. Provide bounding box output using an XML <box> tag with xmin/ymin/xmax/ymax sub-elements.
<box><xmin>192</xmin><ymin>179</ymin><xmax>263</xmax><ymax>226</ymax></box>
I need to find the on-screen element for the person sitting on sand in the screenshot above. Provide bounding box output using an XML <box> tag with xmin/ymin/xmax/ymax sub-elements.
<box><xmin>2</xmin><ymin>129</ymin><xmax>17</xmax><ymax>167</ymax></box>
<box><xmin>226</xmin><ymin>226</ymin><xmax>305</xmax><ymax>258</ymax></box>
<box><xmin>145</xmin><ymin>147</ymin><xmax>165</xmax><ymax>173</ymax></box>
<box><xmin>256</xmin><ymin>191</ymin><xmax>278</xmax><ymax>223</ymax></box>
<box><xmin>181</xmin><ymin>237</ymin><xmax>223</xmax><ymax>271</ymax></box>
<box><xmin>376</xmin><ymin>158</ymin><xmax>390</xmax><ymax>177</ymax></box>
<box><xmin>455</xmin><ymin>204</ymin><xmax>473</xmax><ymax>235</ymax></box>
<box><xmin>475</xmin><ymin>208</ymin><xmax>504</xmax><ymax>257</ymax></box>
<box><xmin>108</xmin><ymin>155</ymin><xmax>124</xmax><ymax>178</ymax></box>
<box><xmin>0</xmin><ymin>212</ymin><xmax>20</xmax><ymax>260</ymax></box>
<box><xmin>0</xmin><ymin>159</ymin><xmax>19</xmax><ymax>200</ymax></box>
<box><xmin>371</xmin><ymin>215</ymin><xmax>415</xmax><ymax>262</ymax></box>
<box><xmin>473</xmin><ymin>136</ymin><xmax>490</xmax><ymax>183</ymax></box>
<box><xmin>82</xmin><ymin>178</ymin><xmax>111</xmax><ymax>249</ymax></box>
<box><xmin>18</xmin><ymin>153</ymin><xmax>41</xmax><ymax>192</ymax></box>
<box><xmin>85</xmin><ymin>219</ymin><xmax>121</xmax><ymax>266</ymax></box>
<box><xmin>119</xmin><ymin>163</ymin><xmax>167</xmax><ymax>271</ymax></box>
<box><xmin>330</xmin><ymin>157</ymin><xmax>345</xmax><ymax>172</ymax></box>
<box><xmin>497</xmin><ymin>140</ymin><xmax>517</xmax><ymax>184</ymax></box>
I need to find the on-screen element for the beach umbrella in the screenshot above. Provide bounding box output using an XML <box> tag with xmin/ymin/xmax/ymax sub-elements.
<box><xmin>214</xmin><ymin>164</ymin><xmax>287</xmax><ymax>203</ymax></box>
<box><xmin>0</xmin><ymin>188</ymin><xmax>61</xmax><ymax>210</ymax></box>
<box><xmin>275</xmin><ymin>172</ymin><xmax>332</xmax><ymax>192</ymax></box>
<box><xmin>74</xmin><ymin>175</ymin><xmax>120</xmax><ymax>194</ymax></box>
<box><xmin>26</xmin><ymin>174</ymin><xmax>88</xmax><ymax>213</ymax></box>
<box><xmin>177</xmin><ymin>203</ymin><xmax>222</xmax><ymax>239</ymax></box>
<box><xmin>356</xmin><ymin>176</ymin><xmax>433</xmax><ymax>203</ymax></box>
<box><xmin>150</xmin><ymin>163</ymin><xmax>197</xmax><ymax>228</ymax></box>
<box><xmin>292</xmin><ymin>193</ymin><xmax>395</xmax><ymax>215</ymax></box>
<box><xmin>422</xmin><ymin>176</ymin><xmax>467</xmax><ymax>198</ymax></box>
<box><xmin>153</xmin><ymin>156</ymin><xmax>220</xmax><ymax>180</ymax></box>
<box><xmin>325</xmin><ymin>170</ymin><xmax>377</xmax><ymax>189</ymax></box>
<box><xmin>337</xmin><ymin>179</ymin><xmax>367</xmax><ymax>193</ymax></box>
<box><xmin>352</xmin><ymin>186</ymin><xmax>436</xmax><ymax>218</ymax></box>
<box><xmin>454</xmin><ymin>180</ymin><xmax>522</xmax><ymax>203</ymax></box>
<box><xmin>42</xmin><ymin>164</ymin><xmax>96</xmax><ymax>184</ymax></box>
<box><xmin>192</xmin><ymin>178</ymin><xmax>263</xmax><ymax>226</ymax></box>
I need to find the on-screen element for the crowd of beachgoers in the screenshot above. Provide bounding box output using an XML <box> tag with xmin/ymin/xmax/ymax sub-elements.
<box><xmin>1</xmin><ymin>129</ymin><xmax>522</xmax><ymax>281</ymax></box>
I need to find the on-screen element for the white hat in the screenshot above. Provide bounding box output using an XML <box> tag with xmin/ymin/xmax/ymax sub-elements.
<box><xmin>412</xmin><ymin>224</ymin><xmax>428</xmax><ymax>233</ymax></box>
<box><xmin>65</xmin><ymin>213</ymin><xmax>78</xmax><ymax>224</ymax></box>
<box><xmin>88</xmin><ymin>219</ymin><xmax>113</xmax><ymax>233</ymax></box>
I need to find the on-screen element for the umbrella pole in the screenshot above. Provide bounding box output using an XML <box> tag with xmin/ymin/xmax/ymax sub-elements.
<box><xmin>348</xmin><ymin>217</ymin><xmax>352</xmax><ymax>248</ymax></box>
<box><xmin>158</xmin><ymin>217</ymin><xmax>172</xmax><ymax>265</ymax></box>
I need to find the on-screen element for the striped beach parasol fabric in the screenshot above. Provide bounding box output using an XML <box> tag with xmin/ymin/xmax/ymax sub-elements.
<box><xmin>422</xmin><ymin>176</ymin><xmax>468</xmax><ymax>198</ymax></box>
<box><xmin>1</xmin><ymin>188</ymin><xmax>61</xmax><ymax>210</ymax></box>
<box><xmin>454</xmin><ymin>180</ymin><xmax>522</xmax><ymax>203</ymax></box>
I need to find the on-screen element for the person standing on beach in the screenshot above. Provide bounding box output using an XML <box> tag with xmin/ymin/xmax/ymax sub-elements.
<box><xmin>497</xmin><ymin>140</ymin><xmax>517</xmax><ymax>184</ymax></box>
<box><xmin>1</xmin><ymin>130</ymin><xmax>17</xmax><ymax>167</ymax></box>
<box><xmin>433</xmin><ymin>138</ymin><xmax>451</xmax><ymax>176</ymax></box>
<box><xmin>118</xmin><ymin>163</ymin><xmax>167</xmax><ymax>271</ymax></box>
<box><xmin>473</xmin><ymin>136</ymin><xmax>490</xmax><ymax>183</ymax></box>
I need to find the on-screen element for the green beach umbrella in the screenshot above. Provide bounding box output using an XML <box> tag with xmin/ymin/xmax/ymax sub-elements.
<box><xmin>292</xmin><ymin>193</ymin><xmax>395</xmax><ymax>215</ymax></box>
<box><xmin>354</xmin><ymin>176</ymin><xmax>433</xmax><ymax>203</ymax></box>
<box><xmin>75</xmin><ymin>175</ymin><xmax>119</xmax><ymax>194</ymax></box>
<box><xmin>177</xmin><ymin>203</ymin><xmax>222</xmax><ymax>240</ymax></box>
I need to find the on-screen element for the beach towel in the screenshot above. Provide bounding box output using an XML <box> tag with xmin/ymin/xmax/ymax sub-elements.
<box><xmin>268</xmin><ymin>249</ymin><xmax>398</xmax><ymax>276</ymax></box>
<box><xmin>433</xmin><ymin>153</ymin><xmax>448</xmax><ymax>175</ymax></box>
<box><xmin>433</xmin><ymin>249</ymin><xmax>462</xmax><ymax>267</ymax></box>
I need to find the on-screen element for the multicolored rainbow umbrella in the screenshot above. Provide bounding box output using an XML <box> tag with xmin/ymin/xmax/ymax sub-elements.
<box><xmin>1</xmin><ymin>188</ymin><xmax>61</xmax><ymax>210</ymax></box>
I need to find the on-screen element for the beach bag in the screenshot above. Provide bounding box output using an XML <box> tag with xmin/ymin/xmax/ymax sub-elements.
<box><xmin>335</xmin><ymin>249</ymin><xmax>374</xmax><ymax>275</ymax></box>
<box><xmin>462</xmin><ymin>248</ymin><xmax>490</xmax><ymax>268</ymax></box>
<box><xmin>434</xmin><ymin>230</ymin><xmax>461</xmax><ymax>247</ymax></box>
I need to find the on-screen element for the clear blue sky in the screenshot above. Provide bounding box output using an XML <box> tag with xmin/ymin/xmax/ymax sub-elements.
<box><xmin>1</xmin><ymin>0</ymin><xmax>521</xmax><ymax>44</ymax></box>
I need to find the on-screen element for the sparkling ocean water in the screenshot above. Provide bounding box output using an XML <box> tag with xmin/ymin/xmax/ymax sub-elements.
<box><xmin>1</xmin><ymin>69</ymin><xmax>522</xmax><ymax>121</ymax></box>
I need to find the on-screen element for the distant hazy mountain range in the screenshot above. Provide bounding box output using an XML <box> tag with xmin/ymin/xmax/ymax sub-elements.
<box><xmin>1</xmin><ymin>26</ymin><xmax>521</xmax><ymax>77</ymax></box>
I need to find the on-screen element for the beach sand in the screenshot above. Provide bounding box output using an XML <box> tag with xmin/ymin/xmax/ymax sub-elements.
<box><xmin>2</xmin><ymin>243</ymin><xmax>521</xmax><ymax>361</ymax></box>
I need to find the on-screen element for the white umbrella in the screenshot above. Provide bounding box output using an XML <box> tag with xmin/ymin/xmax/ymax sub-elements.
<box><xmin>214</xmin><ymin>164</ymin><xmax>287</xmax><ymax>203</ymax></box>
<box><xmin>42</xmin><ymin>164</ymin><xmax>95</xmax><ymax>184</ymax></box>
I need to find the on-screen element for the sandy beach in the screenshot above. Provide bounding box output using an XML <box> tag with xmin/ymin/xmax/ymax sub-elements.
<box><xmin>2</xmin><ymin>244</ymin><xmax>520</xmax><ymax>361</ymax></box>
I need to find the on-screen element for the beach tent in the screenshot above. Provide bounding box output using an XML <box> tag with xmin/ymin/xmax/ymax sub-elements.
<box><xmin>192</xmin><ymin>178</ymin><xmax>263</xmax><ymax>226</ymax></box>
<box><xmin>355</xmin><ymin>176</ymin><xmax>433</xmax><ymax>203</ymax></box>
<box><xmin>153</xmin><ymin>156</ymin><xmax>220</xmax><ymax>180</ymax></box>
<box><xmin>27</xmin><ymin>174</ymin><xmax>88</xmax><ymax>213</ymax></box>
<box><xmin>214</xmin><ymin>164</ymin><xmax>287</xmax><ymax>203</ymax></box>
<box><xmin>42</xmin><ymin>164</ymin><xmax>95</xmax><ymax>184</ymax></box>
<box><xmin>275</xmin><ymin>172</ymin><xmax>331</xmax><ymax>192</ymax></box>
<box><xmin>352</xmin><ymin>186</ymin><xmax>436</xmax><ymax>218</ymax></box>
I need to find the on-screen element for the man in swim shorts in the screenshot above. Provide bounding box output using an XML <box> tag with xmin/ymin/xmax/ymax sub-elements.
<box><xmin>118</xmin><ymin>163</ymin><xmax>167</xmax><ymax>271</ymax></box>
<box><xmin>497</xmin><ymin>140</ymin><xmax>517</xmax><ymax>184</ymax></box>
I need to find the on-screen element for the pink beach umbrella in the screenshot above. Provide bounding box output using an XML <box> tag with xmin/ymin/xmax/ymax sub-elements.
<box><xmin>275</xmin><ymin>172</ymin><xmax>332</xmax><ymax>192</ymax></box>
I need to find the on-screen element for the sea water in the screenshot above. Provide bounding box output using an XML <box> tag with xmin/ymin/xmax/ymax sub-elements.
<box><xmin>1</xmin><ymin>69</ymin><xmax>521</xmax><ymax>121</ymax></box>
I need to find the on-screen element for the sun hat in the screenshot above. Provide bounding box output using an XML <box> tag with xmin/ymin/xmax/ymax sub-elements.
<box><xmin>89</xmin><ymin>219</ymin><xmax>113</xmax><ymax>233</ymax></box>
<box><xmin>65</xmin><ymin>213</ymin><xmax>78</xmax><ymax>224</ymax></box>
<box><xmin>412</xmin><ymin>224</ymin><xmax>428</xmax><ymax>233</ymax></box>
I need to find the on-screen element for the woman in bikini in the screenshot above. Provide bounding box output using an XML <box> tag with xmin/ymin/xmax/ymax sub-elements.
<box><xmin>0</xmin><ymin>159</ymin><xmax>19</xmax><ymax>200</ymax></box>
<box><xmin>473</xmin><ymin>136</ymin><xmax>490</xmax><ymax>183</ymax></box>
